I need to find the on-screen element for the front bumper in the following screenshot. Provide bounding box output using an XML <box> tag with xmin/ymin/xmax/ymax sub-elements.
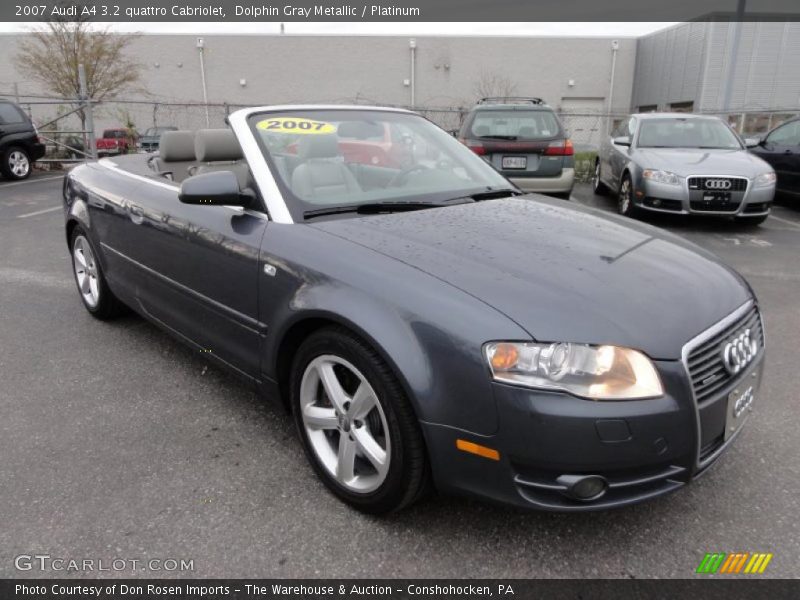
<box><xmin>421</xmin><ymin>353</ymin><xmax>764</xmax><ymax>512</ymax></box>
<box><xmin>635</xmin><ymin>177</ymin><xmax>775</xmax><ymax>216</ymax></box>
<box><xmin>510</xmin><ymin>168</ymin><xmax>575</xmax><ymax>194</ymax></box>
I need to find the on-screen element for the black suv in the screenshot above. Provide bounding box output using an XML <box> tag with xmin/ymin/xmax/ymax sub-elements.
<box><xmin>0</xmin><ymin>100</ymin><xmax>45</xmax><ymax>180</ymax></box>
<box><xmin>457</xmin><ymin>97</ymin><xmax>574</xmax><ymax>198</ymax></box>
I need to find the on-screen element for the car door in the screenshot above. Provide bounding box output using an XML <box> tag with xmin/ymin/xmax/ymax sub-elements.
<box><xmin>116</xmin><ymin>177</ymin><xmax>267</xmax><ymax>382</ymax></box>
<box><xmin>751</xmin><ymin>120</ymin><xmax>800</xmax><ymax>195</ymax></box>
<box><xmin>607</xmin><ymin>117</ymin><xmax>634</xmax><ymax>190</ymax></box>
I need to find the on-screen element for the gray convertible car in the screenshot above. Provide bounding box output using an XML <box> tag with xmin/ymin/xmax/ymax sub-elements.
<box><xmin>593</xmin><ymin>113</ymin><xmax>776</xmax><ymax>224</ymax></box>
<box><xmin>63</xmin><ymin>106</ymin><xmax>765</xmax><ymax>513</ymax></box>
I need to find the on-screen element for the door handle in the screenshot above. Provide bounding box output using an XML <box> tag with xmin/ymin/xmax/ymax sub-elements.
<box><xmin>128</xmin><ymin>204</ymin><xmax>144</xmax><ymax>225</ymax></box>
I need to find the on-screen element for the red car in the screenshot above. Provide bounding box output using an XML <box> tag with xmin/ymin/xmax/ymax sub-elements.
<box><xmin>96</xmin><ymin>128</ymin><xmax>137</xmax><ymax>157</ymax></box>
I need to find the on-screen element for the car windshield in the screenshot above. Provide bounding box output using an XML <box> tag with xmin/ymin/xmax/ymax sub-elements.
<box><xmin>249</xmin><ymin>109</ymin><xmax>512</xmax><ymax>220</ymax></box>
<box><xmin>469</xmin><ymin>110</ymin><xmax>561</xmax><ymax>140</ymax></box>
<box><xmin>637</xmin><ymin>118</ymin><xmax>742</xmax><ymax>149</ymax></box>
<box><xmin>103</xmin><ymin>130</ymin><xmax>127</xmax><ymax>139</ymax></box>
<box><xmin>144</xmin><ymin>127</ymin><xmax>172</xmax><ymax>136</ymax></box>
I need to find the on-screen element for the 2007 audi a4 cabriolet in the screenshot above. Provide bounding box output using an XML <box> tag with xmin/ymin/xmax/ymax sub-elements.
<box><xmin>63</xmin><ymin>106</ymin><xmax>765</xmax><ymax>513</ymax></box>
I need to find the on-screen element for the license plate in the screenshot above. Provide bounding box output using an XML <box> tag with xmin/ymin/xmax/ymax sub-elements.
<box><xmin>724</xmin><ymin>368</ymin><xmax>759</xmax><ymax>440</ymax></box>
<box><xmin>702</xmin><ymin>191</ymin><xmax>731</xmax><ymax>203</ymax></box>
<box><xmin>502</xmin><ymin>156</ymin><xmax>527</xmax><ymax>170</ymax></box>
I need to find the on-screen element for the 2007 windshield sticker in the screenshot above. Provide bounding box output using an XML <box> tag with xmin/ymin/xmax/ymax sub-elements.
<box><xmin>257</xmin><ymin>117</ymin><xmax>337</xmax><ymax>135</ymax></box>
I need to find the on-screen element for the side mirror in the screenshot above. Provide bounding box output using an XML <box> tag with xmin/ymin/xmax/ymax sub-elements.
<box><xmin>179</xmin><ymin>171</ymin><xmax>250</xmax><ymax>207</ymax></box>
<box><xmin>744</xmin><ymin>137</ymin><xmax>762</xmax><ymax>148</ymax></box>
<box><xmin>613</xmin><ymin>136</ymin><xmax>631</xmax><ymax>147</ymax></box>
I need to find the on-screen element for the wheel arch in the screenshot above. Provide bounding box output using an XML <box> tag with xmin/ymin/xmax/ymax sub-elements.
<box><xmin>270</xmin><ymin>310</ymin><xmax>422</xmax><ymax>419</ymax></box>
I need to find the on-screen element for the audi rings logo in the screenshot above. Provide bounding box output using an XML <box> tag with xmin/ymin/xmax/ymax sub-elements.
<box><xmin>721</xmin><ymin>329</ymin><xmax>758</xmax><ymax>375</ymax></box>
<box><xmin>705</xmin><ymin>179</ymin><xmax>732</xmax><ymax>190</ymax></box>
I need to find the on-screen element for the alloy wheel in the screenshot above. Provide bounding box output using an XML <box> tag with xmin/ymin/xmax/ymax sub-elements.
<box><xmin>72</xmin><ymin>236</ymin><xmax>100</xmax><ymax>308</ymax></box>
<box><xmin>299</xmin><ymin>355</ymin><xmax>390</xmax><ymax>493</ymax></box>
<box><xmin>9</xmin><ymin>150</ymin><xmax>30</xmax><ymax>178</ymax></box>
<box><xmin>619</xmin><ymin>178</ymin><xmax>632</xmax><ymax>214</ymax></box>
<box><xmin>592</xmin><ymin>162</ymin><xmax>601</xmax><ymax>192</ymax></box>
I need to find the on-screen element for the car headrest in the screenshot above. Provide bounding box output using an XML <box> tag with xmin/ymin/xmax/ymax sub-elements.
<box><xmin>159</xmin><ymin>131</ymin><xmax>196</xmax><ymax>162</ymax></box>
<box><xmin>195</xmin><ymin>129</ymin><xmax>244</xmax><ymax>162</ymax></box>
<box><xmin>298</xmin><ymin>134</ymin><xmax>339</xmax><ymax>160</ymax></box>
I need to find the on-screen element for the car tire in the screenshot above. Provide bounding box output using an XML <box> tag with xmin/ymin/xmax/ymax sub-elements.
<box><xmin>618</xmin><ymin>174</ymin><xmax>638</xmax><ymax>218</ymax></box>
<box><xmin>70</xmin><ymin>226</ymin><xmax>127</xmax><ymax>320</ymax></box>
<box><xmin>290</xmin><ymin>326</ymin><xmax>430</xmax><ymax>514</ymax></box>
<box><xmin>734</xmin><ymin>214</ymin><xmax>769</xmax><ymax>226</ymax></box>
<box><xmin>592</xmin><ymin>160</ymin><xmax>609</xmax><ymax>196</ymax></box>
<box><xmin>1</xmin><ymin>146</ymin><xmax>32</xmax><ymax>180</ymax></box>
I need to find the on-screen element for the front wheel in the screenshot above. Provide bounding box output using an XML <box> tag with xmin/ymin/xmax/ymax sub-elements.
<box><xmin>592</xmin><ymin>160</ymin><xmax>609</xmax><ymax>195</ymax></box>
<box><xmin>618</xmin><ymin>174</ymin><xmax>638</xmax><ymax>218</ymax></box>
<box><xmin>291</xmin><ymin>327</ymin><xmax>429</xmax><ymax>514</ymax></box>
<box><xmin>70</xmin><ymin>226</ymin><xmax>127</xmax><ymax>319</ymax></box>
<box><xmin>1</xmin><ymin>146</ymin><xmax>32</xmax><ymax>180</ymax></box>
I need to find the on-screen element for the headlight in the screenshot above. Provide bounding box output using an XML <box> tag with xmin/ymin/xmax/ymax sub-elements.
<box><xmin>642</xmin><ymin>169</ymin><xmax>682</xmax><ymax>186</ymax></box>
<box><xmin>754</xmin><ymin>172</ymin><xmax>776</xmax><ymax>187</ymax></box>
<box><xmin>484</xmin><ymin>342</ymin><xmax>663</xmax><ymax>400</ymax></box>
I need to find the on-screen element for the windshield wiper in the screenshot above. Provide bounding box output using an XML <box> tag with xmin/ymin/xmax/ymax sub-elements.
<box><xmin>459</xmin><ymin>188</ymin><xmax>522</xmax><ymax>202</ymax></box>
<box><xmin>303</xmin><ymin>198</ymin><xmax>473</xmax><ymax>219</ymax></box>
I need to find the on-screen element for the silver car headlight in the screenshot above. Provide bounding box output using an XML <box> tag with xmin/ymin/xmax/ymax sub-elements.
<box><xmin>484</xmin><ymin>342</ymin><xmax>663</xmax><ymax>400</ymax></box>
<box><xmin>754</xmin><ymin>172</ymin><xmax>776</xmax><ymax>187</ymax></box>
<box><xmin>642</xmin><ymin>169</ymin><xmax>682</xmax><ymax>186</ymax></box>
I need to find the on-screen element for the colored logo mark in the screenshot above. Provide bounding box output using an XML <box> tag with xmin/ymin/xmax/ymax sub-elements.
<box><xmin>696</xmin><ymin>552</ymin><xmax>773</xmax><ymax>574</ymax></box>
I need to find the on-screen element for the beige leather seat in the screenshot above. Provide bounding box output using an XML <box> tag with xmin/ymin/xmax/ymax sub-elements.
<box><xmin>155</xmin><ymin>130</ymin><xmax>196</xmax><ymax>181</ymax></box>
<box><xmin>290</xmin><ymin>134</ymin><xmax>362</xmax><ymax>200</ymax></box>
<box><xmin>194</xmin><ymin>129</ymin><xmax>254</xmax><ymax>190</ymax></box>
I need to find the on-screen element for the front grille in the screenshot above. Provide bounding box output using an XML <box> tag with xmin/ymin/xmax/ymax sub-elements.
<box><xmin>686</xmin><ymin>304</ymin><xmax>763</xmax><ymax>406</ymax></box>
<box><xmin>687</xmin><ymin>177</ymin><xmax>748</xmax><ymax>192</ymax></box>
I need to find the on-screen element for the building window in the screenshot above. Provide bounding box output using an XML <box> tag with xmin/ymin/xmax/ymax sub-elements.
<box><xmin>669</xmin><ymin>101</ymin><xmax>694</xmax><ymax>113</ymax></box>
<box><xmin>638</xmin><ymin>105</ymin><xmax>658</xmax><ymax>113</ymax></box>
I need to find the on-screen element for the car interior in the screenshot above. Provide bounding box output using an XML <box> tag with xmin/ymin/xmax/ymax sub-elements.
<box><xmin>149</xmin><ymin>128</ymin><xmax>255</xmax><ymax>191</ymax></box>
<box><xmin>145</xmin><ymin>125</ymin><xmax>475</xmax><ymax>207</ymax></box>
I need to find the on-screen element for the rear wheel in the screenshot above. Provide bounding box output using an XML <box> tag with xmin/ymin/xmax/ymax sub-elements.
<box><xmin>618</xmin><ymin>174</ymin><xmax>638</xmax><ymax>218</ymax></box>
<box><xmin>1</xmin><ymin>146</ymin><xmax>31</xmax><ymax>180</ymax></box>
<box><xmin>291</xmin><ymin>327</ymin><xmax>429</xmax><ymax>514</ymax></box>
<box><xmin>592</xmin><ymin>160</ymin><xmax>609</xmax><ymax>195</ymax></box>
<box><xmin>70</xmin><ymin>226</ymin><xmax>127</xmax><ymax>319</ymax></box>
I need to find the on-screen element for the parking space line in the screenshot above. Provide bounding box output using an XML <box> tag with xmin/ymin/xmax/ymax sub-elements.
<box><xmin>0</xmin><ymin>175</ymin><xmax>63</xmax><ymax>189</ymax></box>
<box><xmin>17</xmin><ymin>206</ymin><xmax>61</xmax><ymax>219</ymax></box>
<box><xmin>769</xmin><ymin>215</ymin><xmax>800</xmax><ymax>230</ymax></box>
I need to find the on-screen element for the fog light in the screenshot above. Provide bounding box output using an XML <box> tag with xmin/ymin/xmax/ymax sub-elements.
<box><xmin>556</xmin><ymin>474</ymin><xmax>608</xmax><ymax>501</ymax></box>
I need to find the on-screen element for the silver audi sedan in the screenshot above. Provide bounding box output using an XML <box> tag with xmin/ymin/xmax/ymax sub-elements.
<box><xmin>593</xmin><ymin>113</ymin><xmax>776</xmax><ymax>225</ymax></box>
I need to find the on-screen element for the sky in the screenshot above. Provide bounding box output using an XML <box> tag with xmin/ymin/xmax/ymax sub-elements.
<box><xmin>0</xmin><ymin>22</ymin><xmax>677</xmax><ymax>36</ymax></box>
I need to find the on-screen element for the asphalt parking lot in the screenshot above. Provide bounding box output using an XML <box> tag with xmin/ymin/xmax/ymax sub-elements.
<box><xmin>1</xmin><ymin>171</ymin><xmax>799</xmax><ymax>579</ymax></box>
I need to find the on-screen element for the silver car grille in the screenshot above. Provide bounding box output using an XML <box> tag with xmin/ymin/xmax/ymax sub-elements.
<box><xmin>687</xmin><ymin>176</ymin><xmax>748</xmax><ymax>192</ymax></box>
<box><xmin>686</xmin><ymin>304</ymin><xmax>763</xmax><ymax>406</ymax></box>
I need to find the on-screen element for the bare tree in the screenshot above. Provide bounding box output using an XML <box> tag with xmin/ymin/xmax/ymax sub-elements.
<box><xmin>14</xmin><ymin>19</ymin><xmax>141</xmax><ymax>130</ymax></box>
<box><xmin>473</xmin><ymin>72</ymin><xmax>519</xmax><ymax>101</ymax></box>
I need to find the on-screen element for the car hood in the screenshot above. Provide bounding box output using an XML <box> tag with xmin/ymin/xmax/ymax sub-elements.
<box><xmin>633</xmin><ymin>147</ymin><xmax>771</xmax><ymax>176</ymax></box>
<box><xmin>312</xmin><ymin>197</ymin><xmax>751</xmax><ymax>359</ymax></box>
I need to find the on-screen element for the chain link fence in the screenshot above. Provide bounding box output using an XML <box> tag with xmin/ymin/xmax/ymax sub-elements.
<box><xmin>4</xmin><ymin>92</ymin><xmax>798</xmax><ymax>180</ymax></box>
